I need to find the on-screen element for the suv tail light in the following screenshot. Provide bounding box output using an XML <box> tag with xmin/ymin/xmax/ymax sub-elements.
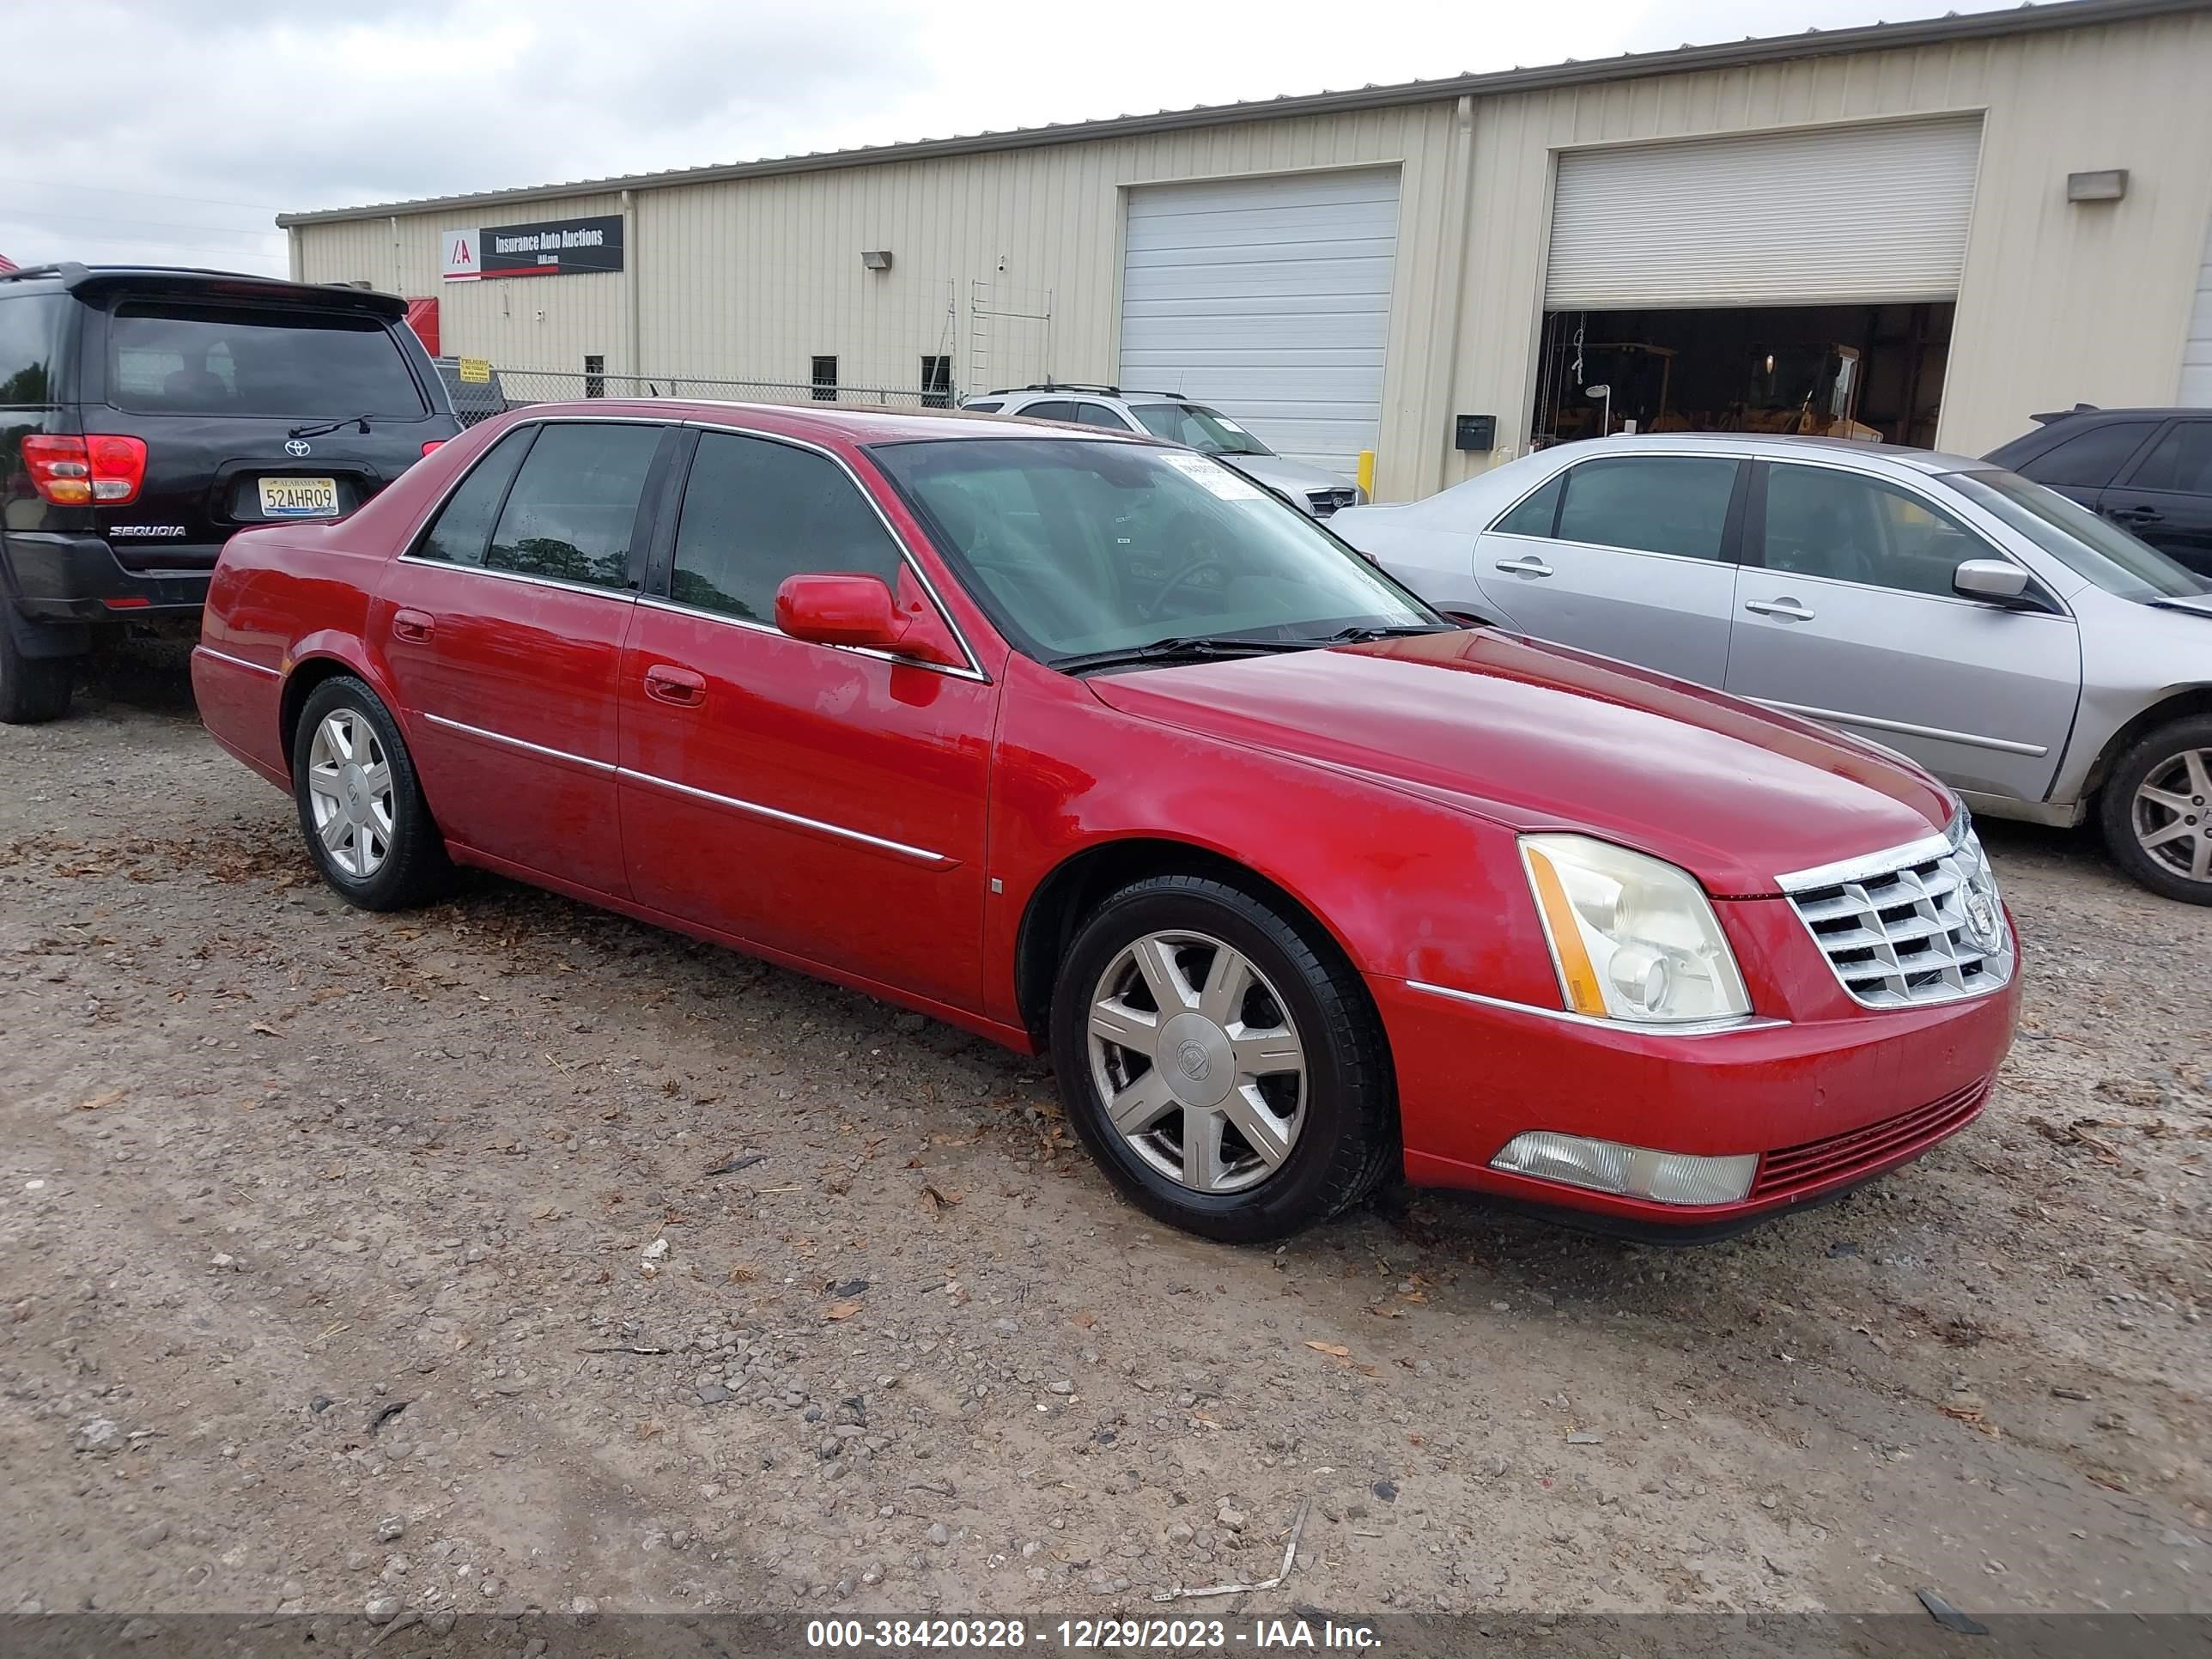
<box><xmin>21</xmin><ymin>434</ymin><xmax>149</xmax><ymax>506</ymax></box>
<box><xmin>420</xmin><ymin>440</ymin><xmax>447</xmax><ymax>458</ymax></box>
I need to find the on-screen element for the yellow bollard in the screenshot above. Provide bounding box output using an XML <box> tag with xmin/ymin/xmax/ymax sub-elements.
<box><xmin>1356</xmin><ymin>449</ymin><xmax>1376</xmax><ymax>499</ymax></box>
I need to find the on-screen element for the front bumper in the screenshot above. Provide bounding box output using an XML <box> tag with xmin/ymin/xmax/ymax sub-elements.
<box><xmin>3</xmin><ymin>532</ymin><xmax>214</xmax><ymax>622</ymax></box>
<box><xmin>1375</xmin><ymin>947</ymin><xmax>2021</xmax><ymax>1236</ymax></box>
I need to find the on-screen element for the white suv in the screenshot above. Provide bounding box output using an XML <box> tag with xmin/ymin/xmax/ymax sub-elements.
<box><xmin>963</xmin><ymin>384</ymin><xmax>1364</xmax><ymax>518</ymax></box>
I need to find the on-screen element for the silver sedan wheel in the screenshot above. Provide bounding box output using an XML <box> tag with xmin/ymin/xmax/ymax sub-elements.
<box><xmin>2132</xmin><ymin>746</ymin><xmax>2212</xmax><ymax>884</ymax></box>
<box><xmin>1087</xmin><ymin>930</ymin><xmax>1306</xmax><ymax>1195</ymax></box>
<box><xmin>304</xmin><ymin>708</ymin><xmax>395</xmax><ymax>880</ymax></box>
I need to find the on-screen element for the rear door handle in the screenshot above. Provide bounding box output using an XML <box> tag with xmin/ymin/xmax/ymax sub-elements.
<box><xmin>392</xmin><ymin>609</ymin><xmax>434</xmax><ymax>643</ymax></box>
<box><xmin>1743</xmin><ymin>598</ymin><xmax>1816</xmax><ymax>622</ymax></box>
<box><xmin>1493</xmin><ymin>554</ymin><xmax>1555</xmax><ymax>578</ymax></box>
<box><xmin>643</xmin><ymin>664</ymin><xmax>707</xmax><ymax>707</ymax></box>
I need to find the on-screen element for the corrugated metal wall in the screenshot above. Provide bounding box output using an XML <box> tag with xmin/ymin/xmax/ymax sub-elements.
<box><xmin>293</xmin><ymin>9</ymin><xmax>2212</xmax><ymax>501</ymax></box>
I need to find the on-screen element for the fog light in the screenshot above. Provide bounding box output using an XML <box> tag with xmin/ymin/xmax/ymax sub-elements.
<box><xmin>1490</xmin><ymin>1131</ymin><xmax>1757</xmax><ymax>1206</ymax></box>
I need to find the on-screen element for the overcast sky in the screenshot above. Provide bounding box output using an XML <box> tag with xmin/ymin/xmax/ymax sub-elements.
<box><xmin>2</xmin><ymin>0</ymin><xmax>2011</xmax><ymax>279</ymax></box>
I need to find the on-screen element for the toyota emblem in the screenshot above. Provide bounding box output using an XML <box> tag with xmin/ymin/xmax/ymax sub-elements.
<box><xmin>284</xmin><ymin>439</ymin><xmax>312</xmax><ymax>458</ymax></box>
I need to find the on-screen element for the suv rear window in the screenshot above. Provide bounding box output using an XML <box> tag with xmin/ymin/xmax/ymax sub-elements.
<box><xmin>0</xmin><ymin>294</ymin><xmax>69</xmax><ymax>406</ymax></box>
<box><xmin>107</xmin><ymin>301</ymin><xmax>426</xmax><ymax>418</ymax></box>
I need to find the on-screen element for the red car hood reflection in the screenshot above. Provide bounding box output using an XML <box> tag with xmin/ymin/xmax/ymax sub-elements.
<box><xmin>1084</xmin><ymin>629</ymin><xmax>1954</xmax><ymax>897</ymax></box>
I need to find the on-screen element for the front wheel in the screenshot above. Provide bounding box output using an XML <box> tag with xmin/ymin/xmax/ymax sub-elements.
<box><xmin>1049</xmin><ymin>873</ymin><xmax>1397</xmax><ymax>1243</ymax></box>
<box><xmin>2099</xmin><ymin>716</ymin><xmax>2212</xmax><ymax>905</ymax></box>
<box><xmin>289</xmin><ymin>676</ymin><xmax>452</xmax><ymax>911</ymax></box>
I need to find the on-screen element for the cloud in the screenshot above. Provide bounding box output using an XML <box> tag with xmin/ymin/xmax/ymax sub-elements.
<box><xmin>0</xmin><ymin>0</ymin><xmax>1987</xmax><ymax>279</ymax></box>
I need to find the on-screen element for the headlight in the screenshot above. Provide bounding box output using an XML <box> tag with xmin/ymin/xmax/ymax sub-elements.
<box><xmin>1519</xmin><ymin>835</ymin><xmax>1752</xmax><ymax>1024</ymax></box>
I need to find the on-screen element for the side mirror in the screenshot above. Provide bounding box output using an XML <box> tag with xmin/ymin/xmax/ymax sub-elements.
<box><xmin>1952</xmin><ymin>558</ymin><xmax>2031</xmax><ymax>605</ymax></box>
<box><xmin>773</xmin><ymin>572</ymin><xmax>966</xmax><ymax>667</ymax></box>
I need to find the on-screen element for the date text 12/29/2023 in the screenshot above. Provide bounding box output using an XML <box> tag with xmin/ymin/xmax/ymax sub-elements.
<box><xmin>804</xmin><ymin>1619</ymin><xmax>1384</xmax><ymax>1651</ymax></box>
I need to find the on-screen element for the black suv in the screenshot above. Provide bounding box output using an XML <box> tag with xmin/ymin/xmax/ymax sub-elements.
<box><xmin>1985</xmin><ymin>405</ymin><xmax>2212</xmax><ymax>576</ymax></box>
<box><xmin>0</xmin><ymin>264</ymin><xmax>460</xmax><ymax>721</ymax></box>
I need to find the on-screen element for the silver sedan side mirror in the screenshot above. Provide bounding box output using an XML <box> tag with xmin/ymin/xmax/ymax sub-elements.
<box><xmin>1953</xmin><ymin>559</ymin><xmax>2031</xmax><ymax>603</ymax></box>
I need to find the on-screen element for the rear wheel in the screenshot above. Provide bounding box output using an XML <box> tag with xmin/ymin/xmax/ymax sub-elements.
<box><xmin>0</xmin><ymin>619</ymin><xmax>75</xmax><ymax>724</ymax></box>
<box><xmin>1049</xmin><ymin>873</ymin><xmax>1396</xmax><ymax>1243</ymax></box>
<box><xmin>289</xmin><ymin>677</ymin><xmax>451</xmax><ymax>911</ymax></box>
<box><xmin>2099</xmin><ymin>715</ymin><xmax>2212</xmax><ymax>904</ymax></box>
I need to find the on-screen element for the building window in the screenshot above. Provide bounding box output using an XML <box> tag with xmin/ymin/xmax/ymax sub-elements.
<box><xmin>921</xmin><ymin>355</ymin><xmax>951</xmax><ymax>409</ymax></box>
<box><xmin>811</xmin><ymin>356</ymin><xmax>838</xmax><ymax>402</ymax></box>
<box><xmin>584</xmin><ymin>354</ymin><xmax>605</xmax><ymax>398</ymax></box>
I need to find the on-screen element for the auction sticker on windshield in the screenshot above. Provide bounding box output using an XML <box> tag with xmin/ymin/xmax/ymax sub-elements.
<box><xmin>1159</xmin><ymin>452</ymin><xmax>1263</xmax><ymax>500</ymax></box>
<box><xmin>258</xmin><ymin>477</ymin><xmax>339</xmax><ymax>518</ymax></box>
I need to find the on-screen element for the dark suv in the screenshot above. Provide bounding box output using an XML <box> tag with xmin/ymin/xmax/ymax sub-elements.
<box><xmin>1985</xmin><ymin>406</ymin><xmax>2212</xmax><ymax>575</ymax></box>
<box><xmin>1</xmin><ymin>264</ymin><xmax>460</xmax><ymax>721</ymax></box>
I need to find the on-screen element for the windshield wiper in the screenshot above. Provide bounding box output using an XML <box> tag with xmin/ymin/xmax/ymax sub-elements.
<box><xmin>287</xmin><ymin>412</ymin><xmax>376</xmax><ymax>439</ymax></box>
<box><xmin>1052</xmin><ymin>635</ymin><xmax>1315</xmax><ymax>673</ymax></box>
<box><xmin>1302</xmin><ymin>623</ymin><xmax>1460</xmax><ymax>645</ymax></box>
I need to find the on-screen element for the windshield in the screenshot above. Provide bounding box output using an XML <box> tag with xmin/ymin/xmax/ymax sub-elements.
<box><xmin>108</xmin><ymin>301</ymin><xmax>427</xmax><ymax>420</ymax></box>
<box><xmin>1129</xmin><ymin>403</ymin><xmax>1273</xmax><ymax>457</ymax></box>
<box><xmin>1949</xmin><ymin>470</ymin><xmax>2210</xmax><ymax>601</ymax></box>
<box><xmin>869</xmin><ymin>438</ymin><xmax>1436</xmax><ymax>663</ymax></box>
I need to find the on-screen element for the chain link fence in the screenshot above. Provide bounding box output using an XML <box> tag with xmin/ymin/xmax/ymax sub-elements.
<box><xmin>435</xmin><ymin>363</ymin><xmax>944</xmax><ymax>427</ymax></box>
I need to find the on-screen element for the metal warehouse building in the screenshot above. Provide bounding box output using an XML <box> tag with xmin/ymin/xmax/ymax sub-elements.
<box><xmin>282</xmin><ymin>0</ymin><xmax>2212</xmax><ymax>502</ymax></box>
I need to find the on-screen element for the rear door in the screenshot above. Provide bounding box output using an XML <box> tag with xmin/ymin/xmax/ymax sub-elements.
<box><xmin>1470</xmin><ymin>452</ymin><xmax>1743</xmax><ymax>685</ymax></box>
<box><xmin>1724</xmin><ymin>459</ymin><xmax>2080</xmax><ymax>803</ymax></box>
<box><xmin>85</xmin><ymin>295</ymin><xmax>449</xmax><ymax>571</ymax></box>
<box><xmin>378</xmin><ymin>418</ymin><xmax>672</xmax><ymax>895</ymax></box>
<box><xmin>2100</xmin><ymin>417</ymin><xmax>2212</xmax><ymax>575</ymax></box>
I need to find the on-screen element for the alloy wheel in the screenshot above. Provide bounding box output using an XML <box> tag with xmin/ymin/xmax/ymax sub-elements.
<box><xmin>2131</xmin><ymin>745</ymin><xmax>2212</xmax><ymax>885</ymax></box>
<box><xmin>1086</xmin><ymin>929</ymin><xmax>1307</xmax><ymax>1194</ymax></box>
<box><xmin>304</xmin><ymin>708</ymin><xmax>396</xmax><ymax>879</ymax></box>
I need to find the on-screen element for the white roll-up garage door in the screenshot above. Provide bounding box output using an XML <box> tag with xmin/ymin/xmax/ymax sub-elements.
<box><xmin>1119</xmin><ymin>168</ymin><xmax>1401</xmax><ymax>472</ymax></box>
<box><xmin>1545</xmin><ymin>117</ymin><xmax>1984</xmax><ymax>310</ymax></box>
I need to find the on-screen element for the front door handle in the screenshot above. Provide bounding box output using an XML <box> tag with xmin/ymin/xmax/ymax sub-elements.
<box><xmin>2107</xmin><ymin>504</ymin><xmax>2164</xmax><ymax>526</ymax></box>
<box><xmin>1493</xmin><ymin>554</ymin><xmax>1555</xmax><ymax>578</ymax></box>
<box><xmin>392</xmin><ymin>608</ymin><xmax>434</xmax><ymax>643</ymax></box>
<box><xmin>1744</xmin><ymin>597</ymin><xmax>1816</xmax><ymax>622</ymax></box>
<box><xmin>643</xmin><ymin>664</ymin><xmax>707</xmax><ymax>707</ymax></box>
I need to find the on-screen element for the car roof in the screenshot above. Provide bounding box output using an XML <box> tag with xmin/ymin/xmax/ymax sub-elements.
<box><xmin>507</xmin><ymin>398</ymin><xmax>1161</xmax><ymax>446</ymax></box>
<box><xmin>1526</xmin><ymin>431</ymin><xmax>1990</xmax><ymax>474</ymax></box>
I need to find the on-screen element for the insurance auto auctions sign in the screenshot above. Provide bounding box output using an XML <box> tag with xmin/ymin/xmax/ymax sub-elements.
<box><xmin>441</xmin><ymin>215</ymin><xmax>623</xmax><ymax>281</ymax></box>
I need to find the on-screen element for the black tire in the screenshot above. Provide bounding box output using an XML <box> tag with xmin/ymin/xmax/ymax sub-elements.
<box><xmin>1048</xmin><ymin>873</ymin><xmax>1398</xmax><ymax>1243</ymax></box>
<box><xmin>0</xmin><ymin>619</ymin><xmax>75</xmax><ymax>724</ymax></box>
<box><xmin>289</xmin><ymin>676</ymin><xmax>452</xmax><ymax>912</ymax></box>
<box><xmin>2099</xmin><ymin>714</ymin><xmax>2212</xmax><ymax>905</ymax></box>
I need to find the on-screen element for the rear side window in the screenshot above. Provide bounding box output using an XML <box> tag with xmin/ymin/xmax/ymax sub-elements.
<box><xmin>0</xmin><ymin>295</ymin><xmax>69</xmax><ymax>405</ymax></box>
<box><xmin>1073</xmin><ymin>403</ymin><xmax>1128</xmax><ymax>429</ymax></box>
<box><xmin>671</xmin><ymin>431</ymin><xmax>905</xmax><ymax>623</ymax></box>
<box><xmin>486</xmin><ymin>422</ymin><xmax>661</xmax><ymax>592</ymax></box>
<box><xmin>107</xmin><ymin>301</ymin><xmax>427</xmax><ymax>418</ymax></box>
<box><xmin>2017</xmin><ymin>419</ymin><xmax>2158</xmax><ymax>489</ymax></box>
<box><xmin>963</xmin><ymin>399</ymin><xmax>1004</xmax><ymax>414</ymax></box>
<box><xmin>1491</xmin><ymin>472</ymin><xmax>1563</xmax><ymax>537</ymax></box>
<box><xmin>1555</xmin><ymin>456</ymin><xmax>1738</xmax><ymax>561</ymax></box>
<box><xmin>415</xmin><ymin>428</ymin><xmax>535</xmax><ymax>568</ymax></box>
<box><xmin>1021</xmin><ymin>400</ymin><xmax>1078</xmax><ymax>422</ymax></box>
<box><xmin>2127</xmin><ymin>420</ymin><xmax>2212</xmax><ymax>495</ymax></box>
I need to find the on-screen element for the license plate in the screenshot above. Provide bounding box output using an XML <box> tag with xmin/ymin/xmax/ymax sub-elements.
<box><xmin>258</xmin><ymin>477</ymin><xmax>338</xmax><ymax>518</ymax></box>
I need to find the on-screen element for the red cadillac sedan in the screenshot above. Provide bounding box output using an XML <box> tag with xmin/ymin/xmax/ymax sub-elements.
<box><xmin>192</xmin><ymin>401</ymin><xmax>2021</xmax><ymax>1243</ymax></box>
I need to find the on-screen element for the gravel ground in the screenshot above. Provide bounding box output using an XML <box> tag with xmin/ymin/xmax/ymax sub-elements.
<box><xmin>0</xmin><ymin>656</ymin><xmax>2206</xmax><ymax>1622</ymax></box>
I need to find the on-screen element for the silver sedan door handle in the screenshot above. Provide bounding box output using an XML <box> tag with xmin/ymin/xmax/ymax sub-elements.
<box><xmin>1744</xmin><ymin>597</ymin><xmax>1816</xmax><ymax>622</ymax></box>
<box><xmin>1493</xmin><ymin>554</ymin><xmax>1554</xmax><ymax>578</ymax></box>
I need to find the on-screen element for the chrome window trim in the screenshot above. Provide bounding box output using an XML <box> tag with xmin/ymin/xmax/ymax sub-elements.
<box><xmin>1405</xmin><ymin>979</ymin><xmax>1788</xmax><ymax>1037</ymax></box>
<box><xmin>634</xmin><ymin>595</ymin><xmax>990</xmax><ymax>684</ymax></box>
<box><xmin>421</xmin><ymin>712</ymin><xmax>617</xmax><ymax>775</ymax></box>
<box><xmin>1753</xmin><ymin>697</ymin><xmax>2051</xmax><ymax>758</ymax></box>
<box><xmin>678</xmin><ymin>417</ymin><xmax>990</xmax><ymax>682</ymax></box>
<box><xmin>195</xmin><ymin>645</ymin><xmax>280</xmax><ymax>679</ymax></box>
<box><xmin>395</xmin><ymin>558</ymin><xmax>642</xmax><ymax>605</ymax></box>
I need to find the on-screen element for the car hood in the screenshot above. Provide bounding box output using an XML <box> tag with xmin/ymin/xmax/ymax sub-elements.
<box><xmin>1085</xmin><ymin>629</ymin><xmax>1955</xmax><ymax>897</ymax></box>
<box><xmin>1219</xmin><ymin>453</ymin><xmax>1358</xmax><ymax>499</ymax></box>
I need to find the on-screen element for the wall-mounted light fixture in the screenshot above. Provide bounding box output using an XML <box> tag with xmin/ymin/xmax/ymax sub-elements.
<box><xmin>860</xmin><ymin>250</ymin><xmax>894</xmax><ymax>271</ymax></box>
<box><xmin>2066</xmin><ymin>169</ymin><xmax>2128</xmax><ymax>203</ymax></box>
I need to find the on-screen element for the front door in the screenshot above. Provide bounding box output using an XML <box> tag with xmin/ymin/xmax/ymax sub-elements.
<box><xmin>2102</xmin><ymin>417</ymin><xmax>2212</xmax><ymax>577</ymax></box>
<box><xmin>1724</xmin><ymin>459</ymin><xmax>2081</xmax><ymax>805</ymax></box>
<box><xmin>378</xmin><ymin>418</ymin><xmax>669</xmax><ymax>895</ymax></box>
<box><xmin>617</xmin><ymin>426</ymin><xmax>995</xmax><ymax>1011</ymax></box>
<box><xmin>1472</xmin><ymin>452</ymin><xmax>1743</xmax><ymax>686</ymax></box>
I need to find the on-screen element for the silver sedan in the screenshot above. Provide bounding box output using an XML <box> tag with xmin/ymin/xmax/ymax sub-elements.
<box><xmin>1332</xmin><ymin>434</ymin><xmax>2212</xmax><ymax>903</ymax></box>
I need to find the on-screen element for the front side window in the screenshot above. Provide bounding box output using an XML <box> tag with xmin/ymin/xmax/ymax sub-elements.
<box><xmin>1760</xmin><ymin>464</ymin><xmax>1988</xmax><ymax>598</ymax></box>
<box><xmin>1555</xmin><ymin>456</ymin><xmax>1738</xmax><ymax>561</ymax></box>
<box><xmin>1073</xmin><ymin>403</ymin><xmax>1130</xmax><ymax>429</ymax></box>
<box><xmin>485</xmin><ymin>422</ymin><xmax>661</xmax><ymax>592</ymax></box>
<box><xmin>870</xmin><ymin>437</ymin><xmax>1435</xmax><ymax>662</ymax></box>
<box><xmin>2019</xmin><ymin>419</ymin><xmax>2159</xmax><ymax>489</ymax></box>
<box><xmin>1951</xmin><ymin>469</ymin><xmax>2209</xmax><ymax>600</ymax></box>
<box><xmin>107</xmin><ymin>301</ymin><xmax>426</xmax><ymax>418</ymax></box>
<box><xmin>670</xmin><ymin>431</ymin><xmax>904</xmax><ymax>623</ymax></box>
<box><xmin>1127</xmin><ymin>403</ymin><xmax>1273</xmax><ymax>457</ymax></box>
<box><xmin>415</xmin><ymin>428</ymin><xmax>536</xmax><ymax>568</ymax></box>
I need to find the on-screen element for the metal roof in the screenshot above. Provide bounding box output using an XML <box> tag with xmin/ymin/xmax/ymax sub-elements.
<box><xmin>276</xmin><ymin>0</ymin><xmax>2209</xmax><ymax>228</ymax></box>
